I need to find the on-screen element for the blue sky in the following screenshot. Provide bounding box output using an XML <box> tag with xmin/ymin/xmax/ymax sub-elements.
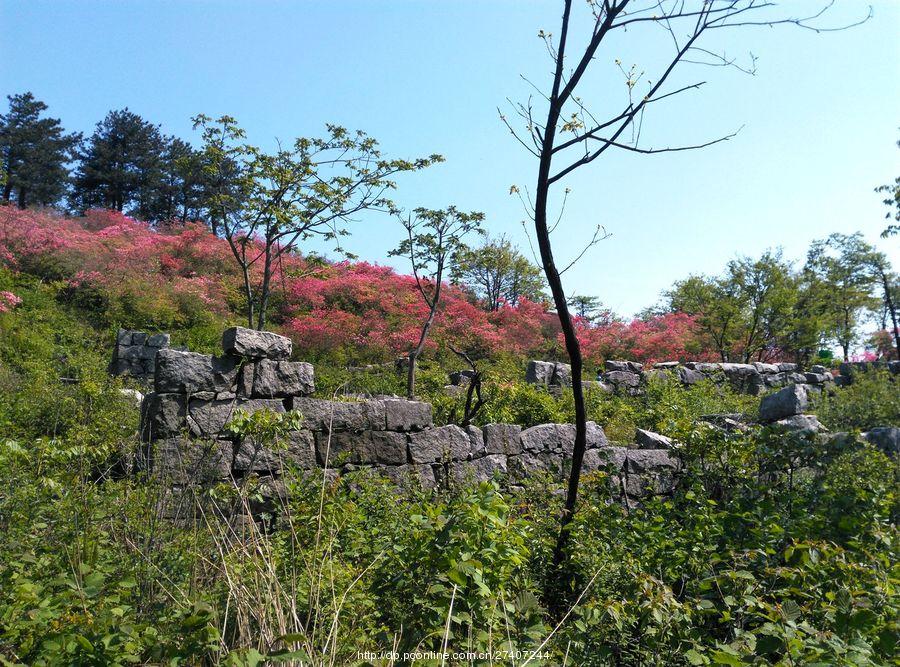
<box><xmin>2</xmin><ymin>0</ymin><xmax>897</xmax><ymax>317</ymax></box>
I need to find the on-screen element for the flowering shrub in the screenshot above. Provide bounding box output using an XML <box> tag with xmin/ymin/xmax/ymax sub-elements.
<box><xmin>0</xmin><ymin>204</ymin><xmax>725</xmax><ymax>364</ymax></box>
<box><xmin>0</xmin><ymin>291</ymin><xmax>21</xmax><ymax>313</ymax></box>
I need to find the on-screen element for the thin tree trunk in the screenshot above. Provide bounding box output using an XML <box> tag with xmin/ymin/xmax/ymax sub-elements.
<box><xmin>407</xmin><ymin>299</ymin><xmax>439</xmax><ymax>399</ymax></box>
<box><xmin>878</xmin><ymin>270</ymin><xmax>900</xmax><ymax>359</ymax></box>
<box><xmin>532</xmin><ymin>0</ymin><xmax>588</xmax><ymax>598</ymax></box>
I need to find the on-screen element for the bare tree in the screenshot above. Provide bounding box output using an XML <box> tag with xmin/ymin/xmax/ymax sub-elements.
<box><xmin>503</xmin><ymin>0</ymin><xmax>869</xmax><ymax>594</ymax></box>
<box><xmin>390</xmin><ymin>206</ymin><xmax>484</xmax><ymax>399</ymax></box>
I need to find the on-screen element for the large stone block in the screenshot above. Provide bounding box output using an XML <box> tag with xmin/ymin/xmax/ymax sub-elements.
<box><xmin>448</xmin><ymin>454</ymin><xmax>508</xmax><ymax>485</ymax></box>
<box><xmin>507</xmin><ymin>451</ymin><xmax>562</xmax><ymax>479</ymax></box>
<box><xmin>187</xmin><ymin>397</ymin><xmax>285</xmax><ymax>439</ymax></box>
<box><xmin>520</xmin><ymin>421</ymin><xmax>607</xmax><ymax>454</ymax></box>
<box><xmin>408</xmin><ymin>425</ymin><xmax>470</xmax><ymax>463</ymax></box>
<box><xmin>140</xmin><ymin>393</ymin><xmax>188</xmax><ymax>441</ymax></box>
<box><xmin>464</xmin><ymin>425</ymin><xmax>485</xmax><ymax>459</ymax></box>
<box><xmin>384</xmin><ymin>399</ymin><xmax>432</xmax><ymax>431</ymax></box>
<box><xmin>483</xmin><ymin>423</ymin><xmax>523</xmax><ymax>455</ymax></box>
<box><xmin>525</xmin><ymin>360</ymin><xmax>556</xmax><ymax>386</ymax></box>
<box><xmin>234</xmin><ymin>429</ymin><xmax>317</xmax><ymax>472</ymax></box>
<box><xmin>678</xmin><ymin>367</ymin><xmax>706</xmax><ymax>386</ymax></box>
<box><xmin>551</xmin><ymin>363</ymin><xmax>572</xmax><ymax>387</ymax></box>
<box><xmin>289</xmin><ymin>397</ymin><xmax>385</xmax><ymax>432</ymax></box>
<box><xmin>759</xmin><ymin>384</ymin><xmax>808</xmax><ymax>423</ymax></box>
<box><xmin>155</xmin><ymin>349</ymin><xmax>241</xmax><ymax>394</ymax></box>
<box><xmin>864</xmin><ymin>427</ymin><xmax>900</xmax><ymax>456</ymax></box>
<box><xmin>625</xmin><ymin>449</ymin><xmax>681</xmax><ymax>474</ymax></box>
<box><xmin>380</xmin><ymin>463</ymin><xmax>438</xmax><ymax>488</ymax></box>
<box><xmin>142</xmin><ymin>437</ymin><xmax>232</xmax><ymax>484</ymax></box>
<box><xmin>774</xmin><ymin>414</ymin><xmax>826</xmax><ymax>434</ymax></box>
<box><xmin>603</xmin><ymin>370</ymin><xmax>641</xmax><ymax>394</ymax></box>
<box><xmin>635</xmin><ymin>428</ymin><xmax>673</xmax><ymax>449</ymax></box>
<box><xmin>251</xmin><ymin>359</ymin><xmax>315</xmax><ymax>397</ymax></box>
<box><xmin>147</xmin><ymin>332</ymin><xmax>171</xmax><ymax>348</ymax></box>
<box><xmin>605</xmin><ymin>360</ymin><xmax>643</xmax><ymax>373</ymax></box>
<box><xmin>222</xmin><ymin>326</ymin><xmax>292</xmax><ymax>360</ymax></box>
<box><xmin>582</xmin><ymin>446</ymin><xmax>628</xmax><ymax>473</ymax></box>
<box><xmin>315</xmin><ymin>430</ymin><xmax>408</xmax><ymax>466</ymax></box>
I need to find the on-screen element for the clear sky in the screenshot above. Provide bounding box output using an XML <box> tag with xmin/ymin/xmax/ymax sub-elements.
<box><xmin>1</xmin><ymin>0</ymin><xmax>898</xmax><ymax>317</ymax></box>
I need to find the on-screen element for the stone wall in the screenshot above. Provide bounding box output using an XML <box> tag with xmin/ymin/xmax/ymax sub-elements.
<box><xmin>527</xmin><ymin>358</ymin><xmax>899</xmax><ymax>396</ymax></box>
<box><xmin>109</xmin><ymin>329</ymin><xmax>171</xmax><ymax>382</ymax></box>
<box><xmin>139</xmin><ymin>327</ymin><xmax>681</xmax><ymax>505</ymax></box>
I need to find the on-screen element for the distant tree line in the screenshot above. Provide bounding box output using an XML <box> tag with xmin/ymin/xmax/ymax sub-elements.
<box><xmin>658</xmin><ymin>234</ymin><xmax>898</xmax><ymax>363</ymax></box>
<box><xmin>0</xmin><ymin>93</ymin><xmax>211</xmax><ymax>222</ymax></box>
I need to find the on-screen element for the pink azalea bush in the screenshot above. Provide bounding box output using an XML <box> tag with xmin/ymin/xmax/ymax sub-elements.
<box><xmin>0</xmin><ymin>204</ymin><xmax>714</xmax><ymax>366</ymax></box>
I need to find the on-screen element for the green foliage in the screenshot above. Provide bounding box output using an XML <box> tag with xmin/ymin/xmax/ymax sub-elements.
<box><xmin>814</xmin><ymin>370</ymin><xmax>900</xmax><ymax>430</ymax></box>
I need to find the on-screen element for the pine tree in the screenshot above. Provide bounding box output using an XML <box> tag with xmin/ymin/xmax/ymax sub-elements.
<box><xmin>70</xmin><ymin>109</ymin><xmax>166</xmax><ymax>215</ymax></box>
<box><xmin>0</xmin><ymin>92</ymin><xmax>80</xmax><ymax>208</ymax></box>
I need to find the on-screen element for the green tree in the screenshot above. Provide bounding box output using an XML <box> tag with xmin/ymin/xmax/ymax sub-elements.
<box><xmin>805</xmin><ymin>233</ymin><xmax>880</xmax><ymax>361</ymax></box>
<box><xmin>451</xmin><ymin>235</ymin><xmax>544</xmax><ymax>311</ymax></box>
<box><xmin>141</xmin><ymin>137</ymin><xmax>208</xmax><ymax>224</ymax></box>
<box><xmin>0</xmin><ymin>92</ymin><xmax>80</xmax><ymax>208</ymax></box>
<box><xmin>875</xmin><ymin>138</ymin><xmax>898</xmax><ymax>238</ymax></box>
<box><xmin>70</xmin><ymin>109</ymin><xmax>166</xmax><ymax>215</ymax></box>
<box><xmin>391</xmin><ymin>206</ymin><xmax>484</xmax><ymax>398</ymax></box>
<box><xmin>194</xmin><ymin>114</ymin><xmax>441</xmax><ymax>331</ymax></box>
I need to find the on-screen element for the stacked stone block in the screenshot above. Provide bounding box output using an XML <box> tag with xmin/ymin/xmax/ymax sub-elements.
<box><xmin>139</xmin><ymin>327</ymin><xmax>682</xmax><ymax>503</ymax></box>
<box><xmin>109</xmin><ymin>329</ymin><xmax>171</xmax><ymax>382</ymax></box>
<box><xmin>526</xmin><ymin>358</ymin><xmax>841</xmax><ymax>397</ymax></box>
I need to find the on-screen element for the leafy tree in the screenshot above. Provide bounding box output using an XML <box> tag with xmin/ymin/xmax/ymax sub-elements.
<box><xmin>451</xmin><ymin>234</ymin><xmax>544</xmax><ymax>311</ymax></box>
<box><xmin>0</xmin><ymin>92</ymin><xmax>80</xmax><ymax>208</ymax></box>
<box><xmin>390</xmin><ymin>206</ymin><xmax>484</xmax><ymax>398</ymax></box>
<box><xmin>875</xmin><ymin>138</ymin><xmax>898</xmax><ymax>238</ymax></box>
<box><xmin>805</xmin><ymin>233</ymin><xmax>880</xmax><ymax>361</ymax></box>
<box><xmin>70</xmin><ymin>109</ymin><xmax>167</xmax><ymax>215</ymax></box>
<box><xmin>194</xmin><ymin>114</ymin><xmax>441</xmax><ymax>331</ymax></box>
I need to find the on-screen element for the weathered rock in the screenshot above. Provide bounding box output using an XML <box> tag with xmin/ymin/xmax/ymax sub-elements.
<box><xmin>187</xmin><ymin>397</ymin><xmax>285</xmax><ymax>439</ymax></box>
<box><xmin>753</xmin><ymin>362</ymin><xmax>779</xmax><ymax>374</ymax></box>
<box><xmin>141</xmin><ymin>437</ymin><xmax>232</xmax><ymax>483</ymax></box>
<box><xmin>251</xmin><ymin>359</ymin><xmax>315</xmax><ymax>397</ymax></box>
<box><xmin>234</xmin><ymin>429</ymin><xmax>317</xmax><ymax>472</ymax></box>
<box><xmin>625</xmin><ymin>449</ymin><xmax>681</xmax><ymax>474</ymax></box>
<box><xmin>864</xmin><ymin>427</ymin><xmax>900</xmax><ymax>456</ymax></box>
<box><xmin>519</xmin><ymin>421</ymin><xmax>607</xmax><ymax>454</ymax></box>
<box><xmin>483</xmin><ymin>423</ymin><xmax>523</xmax><ymax>455</ymax></box>
<box><xmin>222</xmin><ymin>326</ymin><xmax>292</xmax><ymax>360</ymax></box>
<box><xmin>582</xmin><ymin>380</ymin><xmax>613</xmax><ymax>393</ymax></box>
<box><xmin>777</xmin><ymin>362</ymin><xmax>798</xmax><ymax>373</ymax></box>
<box><xmin>759</xmin><ymin>384</ymin><xmax>808</xmax><ymax>423</ymax></box>
<box><xmin>408</xmin><ymin>425</ymin><xmax>470</xmax><ymax>463</ymax></box>
<box><xmin>654</xmin><ymin>361</ymin><xmax>681</xmax><ymax>369</ymax></box>
<box><xmin>148</xmin><ymin>332</ymin><xmax>171</xmax><ymax>348</ymax></box>
<box><xmin>448</xmin><ymin>454</ymin><xmax>508</xmax><ymax>485</ymax></box>
<box><xmin>140</xmin><ymin>393</ymin><xmax>188</xmax><ymax>441</ymax></box>
<box><xmin>551</xmin><ymin>362</ymin><xmax>572</xmax><ymax>387</ymax></box>
<box><xmin>155</xmin><ymin>349</ymin><xmax>241</xmax><ymax>394</ymax></box>
<box><xmin>289</xmin><ymin>397</ymin><xmax>385</xmax><ymax>432</ymax></box>
<box><xmin>582</xmin><ymin>446</ymin><xmax>628</xmax><ymax>473</ymax></box>
<box><xmin>774</xmin><ymin>414</ymin><xmax>827</xmax><ymax>434</ymax></box>
<box><xmin>804</xmin><ymin>372</ymin><xmax>831</xmax><ymax>385</ymax></box>
<box><xmin>315</xmin><ymin>430</ymin><xmax>408</xmax><ymax>466</ymax></box>
<box><xmin>464</xmin><ymin>425</ymin><xmax>485</xmax><ymax>459</ymax></box>
<box><xmin>603</xmin><ymin>370</ymin><xmax>641</xmax><ymax>392</ymax></box>
<box><xmin>380</xmin><ymin>463</ymin><xmax>437</xmax><ymax>488</ymax></box>
<box><xmin>606</xmin><ymin>360</ymin><xmax>644</xmax><ymax>373</ymax></box>
<box><xmin>384</xmin><ymin>398</ymin><xmax>432</xmax><ymax>431</ymax></box>
<box><xmin>525</xmin><ymin>360</ymin><xmax>556</xmax><ymax>386</ymax></box>
<box><xmin>507</xmin><ymin>451</ymin><xmax>561</xmax><ymax>479</ymax></box>
<box><xmin>678</xmin><ymin>367</ymin><xmax>706</xmax><ymax>386</ymax></box>
<box><xmin>448</xmin><ymin>370</ymin><xmax>476</xmax><ymax>386</ymax></box>
<box><xmin>635</xmin><ymin>428</ymin><xmax>673</xmax><ymax>449</ymax></box>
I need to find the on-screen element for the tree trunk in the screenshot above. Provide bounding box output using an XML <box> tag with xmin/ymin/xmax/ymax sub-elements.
<box><xmin>407</xmin><ymin>301</ymin><xmax>438</xmax><ymax>399</ymax></box>
<box><xmin>878</xmin><ymin>269</ymin><xmax>900</xmax><ymax>359</ymax></box>
<box><xmin>531</xmin><ymin>0</ymin><xmax>587</xmax><ymax>601</ymax></box>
